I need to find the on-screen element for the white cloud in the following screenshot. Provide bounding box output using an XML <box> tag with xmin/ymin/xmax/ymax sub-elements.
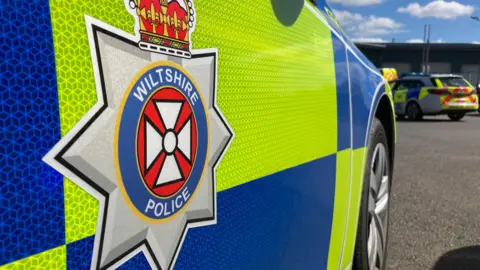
<box><xmin>333</xmin><ymin>9</ymin><xmax>404</xmax><ymax>37</ymax></box>
<box><xmin>473</xmin><ymin>41</ymin><xmax>480</xmax><ymax>44</ymax></box>
<box><xmin>353</xmin><ymin>37</ymin><xmax>388</xmax><ymax>43</ymax></box>
<box><xmin>333</xmin><ymin>10</ymin><xmax>364</xmax><ymax>25</ymax></box>
<box><xmin>407</xmin><ymin>39</ymin><xmax>425</xmax><ymax>43</ymax></box>
<box><xmin>327</xmin><ymin>0</ymin><xmax>383</xmax><ymax>6</ymax></box>
<box><xmin>398</xmin><ymin>0</ymin><xmax>475</xmax><ymax>19</ymax></box>
<box><xmin>358</xmin><ymin>16</ymin><xmax>404</xmax><ymax>35</ymax></box>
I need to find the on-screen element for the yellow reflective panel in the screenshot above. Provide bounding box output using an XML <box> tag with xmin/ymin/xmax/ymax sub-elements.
<box><xmin>0</xmin><ymin>246</ymin><xmax>66</xmax><ymax>270</ymax></box>
<box><xmin>328</xmin><ymin>149</ymin><xmax>351</xmax><ymax>270</ymax></box>
<box><xmin>194</xmin><ymin>2</ymin><xmax>338</xmax><ymax>191</ymax></box>
<box><xmin>341</xmin><ymin>147</ymin><xmax>367</xmax><ymax>270</ymax></box>
<box><xmin>64</xmin><ymin>179</ymin><xmax>98</xmax><ymax>244</ymax></box>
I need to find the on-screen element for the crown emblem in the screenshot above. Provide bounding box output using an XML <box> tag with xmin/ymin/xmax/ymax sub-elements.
<box><xmin>128</xmin><ymin>0</ymin><xmax>195</xmax><ymax>58</ymax></box>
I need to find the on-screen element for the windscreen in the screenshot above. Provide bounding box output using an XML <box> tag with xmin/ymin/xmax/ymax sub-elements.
<box><xmin>436</xmin><ymin>77</ymin><xmax>471</xmax><ymax>87</ymax></box>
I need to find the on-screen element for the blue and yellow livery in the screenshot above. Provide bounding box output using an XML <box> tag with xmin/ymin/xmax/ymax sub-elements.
<box><xmin>0</xmin><ymin>0</ymin><xmax>396</xmax><ymax>269</ymax></box>
<box><xmin>392</xmin><ymin>72</ymin><xmax>478</xmax><ymax>121</ymax></box>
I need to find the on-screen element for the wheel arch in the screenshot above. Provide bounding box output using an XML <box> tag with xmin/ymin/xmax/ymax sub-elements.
<box><xmin>373</xmin><ymin>93</ymin><xmax>396</xmax><ymax>172</ymax></box>
<box><xmin>346</xmin><ymin>89</ymin><xmax>396</xmax><ymax>270</ymax></box>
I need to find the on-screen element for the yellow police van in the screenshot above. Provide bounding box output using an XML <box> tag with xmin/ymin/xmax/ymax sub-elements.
<box><xmin>0</xmin><ymin>0</ymin><xmax>396</xmax><ymax>269</ymax></box>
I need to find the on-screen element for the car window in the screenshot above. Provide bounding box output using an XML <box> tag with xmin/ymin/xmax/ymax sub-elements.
<box><xmin>409</xmin><ymin>80</ymin><xmax>424</xmax><ymax>88</ymax></box>
<box><xmin>389</xmin><ymin>81</ymin><xmax>397</xmax><ymax>90</ymax></box>
<box><xmin>394</xmin><ymin>81</ymin><xmax>410</xmax><ymax>91</ymax></box>
<box><xmin>436</xmin><ymin>77</ymin><xmax>471</xmax><ymax>87</ymax></box>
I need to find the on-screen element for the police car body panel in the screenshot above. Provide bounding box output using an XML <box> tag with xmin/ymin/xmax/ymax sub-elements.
<box><xmin>392</xmin><ymin>72</ymin><xmax>478</xmax><ymax>119</ymax></box>
<box><xmin>0</xmin><ymin>0</ymin><xmax>395</xmax><ymax>269</ymax></box>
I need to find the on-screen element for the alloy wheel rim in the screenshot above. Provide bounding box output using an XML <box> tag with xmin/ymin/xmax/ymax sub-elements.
<box><xmin>367</xmin><ymin>143</ymin><xmax>389</xmax><ymax>270</ymax></box>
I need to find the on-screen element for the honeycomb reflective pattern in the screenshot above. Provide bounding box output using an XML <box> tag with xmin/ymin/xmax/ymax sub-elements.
<box><xmin>63</xmin><ymin>178</ymin><xmax>97</xmax><ymax>244</ymax></box>
<box><xmin>0</xmin><ymin>246</ymin><xmax>65</xmax><ymax>270</ymax></box>
<box><xmin>194</xmin><ymin>1</ymin><xmax>337</xmax><ymax>191</ymax></box>
<box><xmin>0</xmin><ymin>0</ymin><xmax>340</xmax><ymax>268</ymax></box>
<box><xmin>0</xmin><ymin>0</ymin><xmax>65</xmax><ymax>266</ymax></box>
<box><xmin>49</xmin><ymin>0</ymin><xmax>134</xmax><ymax>245</ymax></box>
<box><xmin>66</xmin><ymin>236</ymin><xmax>94</xmax><ymax>269</ymax></box>
<box><xmin>175</xmin><ymin>155</ymin><xmax>336</xmax><ymax>269</ymax></box>
<box><xmin>65</xmin><ymin>235</ymin><xmax>151</xmax><ymax>270</ymax></box>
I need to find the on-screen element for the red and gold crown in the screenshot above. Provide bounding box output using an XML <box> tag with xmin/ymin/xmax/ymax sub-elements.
<box><xmin>128</xmin><ymin>0</ymin><xmax>195</xmax><ymax>58</ymax></box>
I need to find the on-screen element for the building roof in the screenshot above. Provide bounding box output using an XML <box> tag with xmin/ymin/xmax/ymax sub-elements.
<box><xmin>354</xmin><ymin>42</ymin><xmax>480</xmax><ymax>52</ymax></box>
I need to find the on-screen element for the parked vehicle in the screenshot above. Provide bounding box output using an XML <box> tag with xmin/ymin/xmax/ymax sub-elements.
<box><xmin>391</xmin><ymin>72</ymin><xmax>478</xmax><ymax>121</ymax></box>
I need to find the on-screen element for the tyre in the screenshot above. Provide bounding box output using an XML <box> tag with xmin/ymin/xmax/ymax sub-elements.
<box><xmin>447</xmin><ymin>112</ymin><xmax>465</xmax><ymax>121</ymax></box>
<box><xmin>405</xmin><ymin>102</ymin><xmax>423</xmax><ymax>121</ymax></box>
<box><xmin>353</xmin><ymin>118</ymin><xmax>392</xmax><ymax>270</ymax></box>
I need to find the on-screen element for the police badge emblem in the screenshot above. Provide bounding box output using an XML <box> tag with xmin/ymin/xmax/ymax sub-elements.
<box><xmin>117</xmin><ymin>62</ymin><xmax>209</xmax><ymax>222</ymax></box>
<box><xmin>43</xmin><ymin>0</ymin><xmax>233</xmax><ymax>269</ymax></box>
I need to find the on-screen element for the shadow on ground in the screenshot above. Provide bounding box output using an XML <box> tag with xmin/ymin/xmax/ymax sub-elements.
<box><xmin>396</xmin><ymin>118</ymin><xmax>453</xmax><ymax>123</ymax></box>
<box><xmin>433</xmin><ymin>246</ymin><xmax>480</xmax><ymax>270</ymax></box>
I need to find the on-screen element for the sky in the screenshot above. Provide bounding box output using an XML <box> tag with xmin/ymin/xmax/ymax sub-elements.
<box><xmin>326</xmin><ymin>0</ymin><xmax>480</xmax><ymax>43</ymax></box>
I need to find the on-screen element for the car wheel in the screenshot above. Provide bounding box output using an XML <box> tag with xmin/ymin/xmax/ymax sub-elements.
<box><xmin>406</xmin><ymin>102</ymin><xmax>422</xmax><ymax>121</ymax></box>
<box><xmin>353</xmin><ymin>118</ymin><xmax>392</xmax><ymax>270</ymax></box>
<box><xmin>447</xmin><ymin>112</ymin><xmax>465</xmax><ymax>121</ymax></box>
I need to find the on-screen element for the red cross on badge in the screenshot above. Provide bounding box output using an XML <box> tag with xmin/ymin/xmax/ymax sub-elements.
<box><xmin>136</xmin><ymin>87</ymin><xmax>198</xmax><ymax>197</ymax></box>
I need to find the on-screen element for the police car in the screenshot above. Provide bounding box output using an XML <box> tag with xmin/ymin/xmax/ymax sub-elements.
<box><xmin>1</xmin><ymin>0</ymin><xmax>396</xmax><ymax>269</ymax></box>
<box><xmin>391</xmin><ymin>72</ymin><xmax>479</xmax><ymax>121</ymax></box>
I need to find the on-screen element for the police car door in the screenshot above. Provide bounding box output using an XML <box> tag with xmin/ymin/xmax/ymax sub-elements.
<box><xmin>314</xmin><ymin>2</ymin><xmax>357</xmax><ymax>268</ymax></box>
<box><xmin>392</xmin><ymin>80</ymin><xmax>410</xmax><ymax>114</ymax></box>
<box><xmin>1</xmin><ymin>0</ymin><xmax>353</xmax><ymax>270</ymax></box>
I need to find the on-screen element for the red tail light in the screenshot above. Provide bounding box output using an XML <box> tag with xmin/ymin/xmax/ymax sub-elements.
<box><xmin>428</xmin><ymin>89</ymin><xmax>450</xmax><ymax>95</ymax></box>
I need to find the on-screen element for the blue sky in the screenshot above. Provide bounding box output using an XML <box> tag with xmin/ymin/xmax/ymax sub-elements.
<box><xmin>327</xmin><ymin>0</ymin><xmax>480</xmax><ymax>43</ymax></box>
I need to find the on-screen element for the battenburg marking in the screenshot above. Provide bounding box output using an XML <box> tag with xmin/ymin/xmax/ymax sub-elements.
<box><xmin>44</xmin><ymin>0</ymin><xmax>233</xmax><ymax>267</ymax></box>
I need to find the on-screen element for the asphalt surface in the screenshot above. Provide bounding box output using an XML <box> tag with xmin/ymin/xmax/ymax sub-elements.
<box><xmin>386</xmin><ymin>113</ymin><xmax>480</xmax><ymax>270</ymax></box>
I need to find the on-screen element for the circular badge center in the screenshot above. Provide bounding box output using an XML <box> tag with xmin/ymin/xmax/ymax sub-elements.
<box><xmin>163</xmin><ymin>131</ymin><xmax>177</xmax><ymax>154</ymax></box>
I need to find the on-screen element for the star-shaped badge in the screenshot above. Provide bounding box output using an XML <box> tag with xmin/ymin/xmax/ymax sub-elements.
<box><xmin>43</xmin><ymin>16</ymin><xmax>233</xmax><ymax>270</ymax></box>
